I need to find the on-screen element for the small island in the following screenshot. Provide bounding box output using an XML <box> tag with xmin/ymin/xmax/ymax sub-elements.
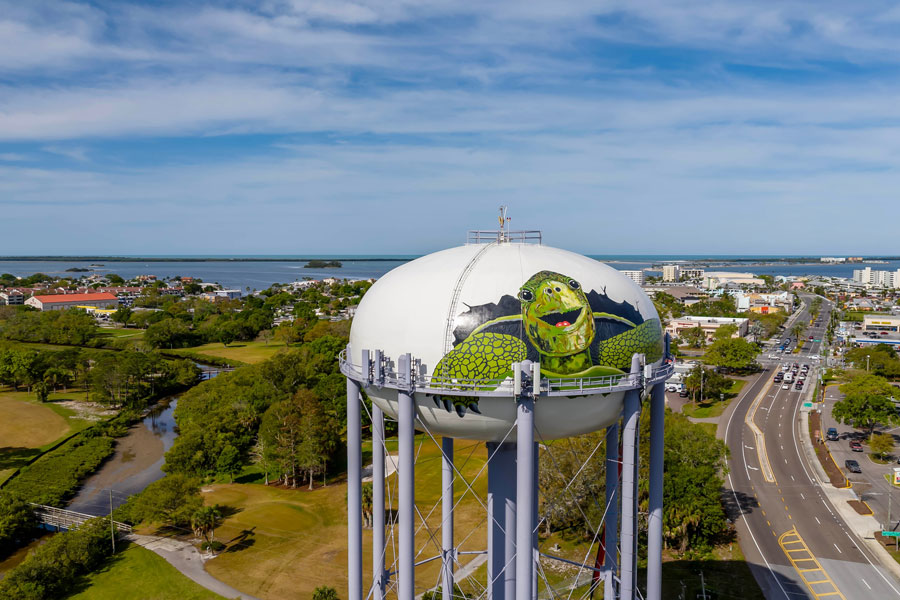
<box><xmin>304</xmin><ymin>260</ymin><xmax>342</xmax><ymax>268</ymax></box>
<box><xmin>65</xmin><ymin>267</ymin><xmax>91</xmax><ymax>272</ymax></box>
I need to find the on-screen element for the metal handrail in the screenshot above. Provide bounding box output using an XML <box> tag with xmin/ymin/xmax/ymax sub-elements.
<box><xmin>467</xmin><ymin>230</ymin><xmax>542</xmax><ymax>245</ymax></box>
<box><xmin>339</xmin><ymin>349</ymin><xmax>673</xmax><ymax>397</ymax></box>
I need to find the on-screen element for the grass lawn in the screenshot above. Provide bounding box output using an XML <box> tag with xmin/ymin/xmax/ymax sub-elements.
<box><xmin>202</xmin><ymin>435</ymin><xmax>489</xmax><ymax>599</ymax></box>
<box><xmin>681</xmin><ymin>379</ymin><xmax>748</xmax><ymax>419</ymax></box>
<box><xmin>66</xmin><ymin>544</ymin><xmax>225</xmax><ymax>600</ymax></box>
<box><xmin>168</xmin><ymin>340</ymin><xmax>290</xmax><ymax>365</ymax></box>
<box><xmin>0</xmin><ymin>386</ymin><xmax>97</xmax><ymax>475</ymax></box>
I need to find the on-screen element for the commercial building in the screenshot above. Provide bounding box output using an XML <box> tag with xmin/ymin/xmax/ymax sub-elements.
<box><xmin>200</xmin><ymin>289</ymin><xmax>242</xmax><ymax>301</ymax></box>
<box><xmin>25</xmin><ymin>292</ymin><xmax>118</xmax><ymax>311</ymax></box>
<box><xmin>863</xmin><ymin>315</ymin><xmax>900</xmax><ymax>334</ymax></box>
<box><xmin>820</xmin><ymin>257</ymin><xmax>846</xmax><ymax>263</ymax></box>
<box><xmin>662</xmin><ymin>265</ymin><xmax>680</xmax><ymax>282</ymax></box>
<box><xmin>733</xmin><ymin>291</ymin><xmax>792</xmax><ymax>314</ymax></box>
<box><xmin>703</xmin><ymin>272</ymin><xmax>764</xmax><ymax>290</ymax></box>
<box><xmin>620</xmin><ymin>270</ymin><xmax>645</xmax><ymax>285</ymax></box>
<box><xmin>665</xmin><ymin>316</ymin><xmax>749</xmax><ymax>343</ymax></box>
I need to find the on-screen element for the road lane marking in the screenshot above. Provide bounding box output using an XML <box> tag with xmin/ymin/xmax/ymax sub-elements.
<box><xmin>862</xmin><ymin>579</ymin><xmax>871</xmax><ymax>590</ymax></box>
<box><xmin>833</xmin><ymin>543</ymin><xmax>842</xmax><ymax>554</ymax></box>
<box><xmin>779</xmin><ymin>528</ymin><xmax>846</xmax><ymax>598</ymax></box>
<box><xmin>815</xmin><ymin>516</ymin><xmax>820</xmax><ymax>524</ymax></box>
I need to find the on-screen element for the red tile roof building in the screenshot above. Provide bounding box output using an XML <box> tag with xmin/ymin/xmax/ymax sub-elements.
<box><xmin>25</xmin><ymin>292</ymin><xmax>119</xmax><ymax>311</ymax></box>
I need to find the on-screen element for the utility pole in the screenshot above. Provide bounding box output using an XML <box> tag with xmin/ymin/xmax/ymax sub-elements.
<box><xmin>109</xmin><ymin>489</ymin><xmax>116</xmax><ymax>554</ymax></box>
<box><xmin>699</xmin><ymin>571</ymin><xmax>708</xmax><ymax>600</ymax></box>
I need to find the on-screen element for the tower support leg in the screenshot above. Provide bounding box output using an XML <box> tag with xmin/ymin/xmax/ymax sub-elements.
<box><xmin>516</xmin><ymin>396</ymin><xmax>535</xmax><ymax>600</ymax></box>
<box><xmin>347</xmin><ymin>377</ymin><xmax>362</xmax><ymax>600</ymax></box>
<box><xmin>398</xmin><ymin>355</ymin><xmax>415</xmax><ymax>600</ymax></box>
<box><xmin>441</xmin><ymin>436</ymin><xmax>455</xmax><ymax>600</ymax></box>
<box><xmin>620</xmin><ymin>352</ymin><xmax>644</xmax><ymax>600</ymax></box>
<box><xmin>486</xmin><ymin>442</ymin><xmax>517</xmax><ymax>600</ymax></box>
<box><xmin>604</xmin><ymin>423</ymin><xmax>620</xmax><ymax>600</ymax></box>
<box><xmin>372</xmin><ymin>404</ymin><xmax>386</xmax><ymax>600</ymax></box>
<box><xmin>647</xmin><ymin>383</ymin><xmax>665</xmax><ymax>600</ymax></box>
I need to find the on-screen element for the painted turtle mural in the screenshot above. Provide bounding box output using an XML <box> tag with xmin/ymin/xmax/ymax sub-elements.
<box><xmin>431</xmin><ymin>270</ymin><xmax>663</xmax><ymax>415</ymax></box>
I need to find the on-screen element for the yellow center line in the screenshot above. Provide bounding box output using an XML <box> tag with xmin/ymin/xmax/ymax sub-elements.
<box><xmin>778</xmin><ymin>528</ymin><xmax>846</xmax><ymax>600</ymax></box>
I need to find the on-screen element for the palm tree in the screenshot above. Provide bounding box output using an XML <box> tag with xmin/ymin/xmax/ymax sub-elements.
<box><xmin>192</xmin><ymin>505</ymin><xmax>222</xmax><ymax>552</ymax></box>
<box><xmin>362</xmin><ymin>482</ymin><xmax>373</xmax><ymax>529</ymax></box>
<box><xmin>791</xmin><ymin>323</ymin><xmax>804</xmax><ymax>341</ymax></box>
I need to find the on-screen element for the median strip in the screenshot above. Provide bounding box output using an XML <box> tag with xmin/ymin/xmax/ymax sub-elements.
<box><xmin>746</xmin><ymin>377</ymin><xmax>777</xmax><ymax>483</ymax></box>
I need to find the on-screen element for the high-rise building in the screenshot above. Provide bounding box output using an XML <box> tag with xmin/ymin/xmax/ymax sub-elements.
<box><xmin>852</xmin><ymin>267</ymin><xmax>900</xmax><ymax>288</ymax></box>
<box><xmin>620</xmin><ymin>270</ymin><xmax>645</xmax><ymax>285</ymax></box>
<box><xmin>662</xmin><ymin>265</ymin><xmax>680</xmax><ymax>282</ymax></box>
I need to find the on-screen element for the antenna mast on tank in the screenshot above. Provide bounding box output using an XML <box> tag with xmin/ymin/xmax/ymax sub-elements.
<box><xmin>498</xmin><ymin>205</ymin><xmax>510</xmax><ymax>242</ymax></box>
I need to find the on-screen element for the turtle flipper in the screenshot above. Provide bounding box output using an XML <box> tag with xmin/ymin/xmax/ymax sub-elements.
<box><xmin>431</xmin><ymin>332</ymin><xmax>527</xmax><ymax>416</ymax></box>
<box><xmin>593</xmin><ymin>318</ymin><xmax>664</xmax><ymax>370</ymax></box>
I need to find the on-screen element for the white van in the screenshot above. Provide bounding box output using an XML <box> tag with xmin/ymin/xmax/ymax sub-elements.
<box><xmin>783</xmin><ymin>373</ymin><xmax>794</xmax><ymax>383</ymax></box>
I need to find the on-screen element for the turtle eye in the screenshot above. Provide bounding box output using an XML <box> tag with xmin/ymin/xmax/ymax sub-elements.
<box><xmin>568</xmin><ymin>279</ymin><xmax>580</xmax><ymax>290</ymax></box>
<box><xmin>519</xmin><ymin>289</ymin><xmax>534</xmax><ymax>302</ymax></box>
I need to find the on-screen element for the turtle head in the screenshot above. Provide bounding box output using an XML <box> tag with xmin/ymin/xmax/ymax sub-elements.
<box><xmin>518</xmin><ymin>271</ymin><xmax>594</xmax><ymax>356</ymax></box>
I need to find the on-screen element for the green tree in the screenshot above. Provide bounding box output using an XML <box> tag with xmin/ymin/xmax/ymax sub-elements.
<box><xmin>790</xmin><ymin>322</ymin><xmax>805</xmax><ymax>341</ymax></box>
<box><xmin>313</xmin><ymin>586</ymin><xmax>340</xmax><ymax>600</ymax></box>
<box><xmin>127</xmin><ymin>474</ymin><xmax>202</xmax><ymax>527</ymax></box>
<box><xmin>683</xmin><ymin>365</ymin><xmax>730</xmax><ymax>403</ymax></box>
<box><xmin>832</xmin><ymin>374</ymin><xmax>898</xmax><ymax>438</ymax></box>
<box><xmin>32</xmin><ymin>380</ymin><xmax>49</xmax><ymax>403</ymax></box>
<box><xmin>112</xmin><ymin>306</ymin><xmax>133</xmax><ymax>328</ymax></box>
<box><xmin>870</xmin><ymin>433</ymin><xmax>895</xmax><ymax>460</ymax></box>
<box><xmin>191</xmin><ymin>504</ymin><xmax>222</xmax><ymax>550</ymax></box>
<box><xmin>0</xmin><ymin>491</ymin><xmax>36</xmax><ymax>558</ymax></box>
<box><xmin>144</xmin><ymin>318</ymin><xmax>195</xmax><ymax>349</ymax></box>
<box><xmin>680</xmin><ymin>325</ymin><xmax>706</xmax><ymax>348</ymax></box>
<box><xmin>704</xmin><ymin>337</ymin><xmax>759</xmax><ymax>372</ymax></box>
<box><xmin>712</xmin><ymin>323</ymin><xmax>738</xmax><ymax>341</ymax></box>
<box><xmin>216</xmin><ymin>444</ymin><xmax>242</xmax><ymax>483</ymax></box>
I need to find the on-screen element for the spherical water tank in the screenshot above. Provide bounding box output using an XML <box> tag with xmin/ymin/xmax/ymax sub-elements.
<box><xmin>349</xmin><ymin>242</ymin><xmax>663</xmax><ymax>441</ymax></box>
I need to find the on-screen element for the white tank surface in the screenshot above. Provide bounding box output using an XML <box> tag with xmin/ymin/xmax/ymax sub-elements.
<box><xmin>349</xmin><ymin>242</ymin><xmax>664</xmax><ymax>442</ymax></box>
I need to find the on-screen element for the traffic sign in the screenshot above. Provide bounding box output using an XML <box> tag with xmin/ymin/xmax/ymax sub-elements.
<box><xmin>882</xmin><ymin>531</ymin><xmax>900</xmax><ymax>537</ymax></box>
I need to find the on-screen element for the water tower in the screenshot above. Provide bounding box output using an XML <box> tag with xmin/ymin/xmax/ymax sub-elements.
<box><xmin>342</xmin><ymin>218</ymin><xmax>672</xmax><ymax>600</ymax></box>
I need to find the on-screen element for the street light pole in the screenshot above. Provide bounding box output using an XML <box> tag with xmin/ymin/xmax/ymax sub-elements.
<box><xmin>867</xmin><ymin>354</ymin><xmax>871</xmax><ymax>372</ymax></box>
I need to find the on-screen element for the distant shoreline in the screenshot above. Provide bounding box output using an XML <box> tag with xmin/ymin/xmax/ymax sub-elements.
<box><xmin>0</xmin><ymin>255</ymin><xmax>897</xmax><ymax>266</ymax></box>
<box><xmin>0</xmin><ymin>256</ymin><xmax>413</xmax><ymax>263</ymax></box>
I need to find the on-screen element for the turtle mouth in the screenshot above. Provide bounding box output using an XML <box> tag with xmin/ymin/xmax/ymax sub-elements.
<box><xmin>539</xmin><ymin>307</ymin><xmax>583</xmax><ymax>328</ymax></box>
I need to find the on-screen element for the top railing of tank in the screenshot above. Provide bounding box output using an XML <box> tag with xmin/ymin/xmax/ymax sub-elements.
<box><xmin>339</xmin><ymin>349</ymin><xmax>674</xmax><ymax>398</ymax></box>
<box><xmin>467</xmin><ymin>230</ymin><xmax>542</xmax><ymax>245</ymax></box>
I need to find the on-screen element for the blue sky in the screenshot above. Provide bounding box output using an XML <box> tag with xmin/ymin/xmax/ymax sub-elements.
<box><xmin>2</xmin><ymin>1</ymin><xmax>900</xmax><ymax>255</ymax></box>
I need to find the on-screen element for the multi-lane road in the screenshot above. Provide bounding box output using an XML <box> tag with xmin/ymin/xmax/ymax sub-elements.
<box><xmin>723</xmin><ymin>294</ymin><xmax>900</xmax><ymax>599</ymax></box>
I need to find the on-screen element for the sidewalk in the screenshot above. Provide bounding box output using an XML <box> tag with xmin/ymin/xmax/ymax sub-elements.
<box><xmin>128</xmin><ymin>533</ymin><xmax>260</xmax><ymax>600</ymax></box>
<box><xmin>797</xmin><ymin>411</ymin><xmax>900</xmax><ymax>582</ymax></box>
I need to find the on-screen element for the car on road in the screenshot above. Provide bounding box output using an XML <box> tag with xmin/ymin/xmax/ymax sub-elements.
<box><xmin>795</xmin><ymin>383</ymin><xmax>803</xmax><ymax>390</ymax></box>
<box><xmin>665</xmin><ymin>383</ymin><xmax>680</xmax><ymax>392</ymax></box>
<box><xmin>845</xmin><ymin>459</ymin><xmax>862</xmax><ymax>473</ymax></box>
<box><xmin>826</xmin><ymin>427</ymin><xmax>839</xmax><ymax>441</ymax></box>
<box><xmin>678</xmin><ymin>390</ymin><xmax>689</xmax><ymax>398</ymax></box>
<box><xmin>850</xmin><ymin>441</ymin><xmax>863</xmax><ymax>452</ymax></box>
<box><xmin>782</xmin><ymin>383</ymin><xmax>791</xmax><ymax>390</ymax></box>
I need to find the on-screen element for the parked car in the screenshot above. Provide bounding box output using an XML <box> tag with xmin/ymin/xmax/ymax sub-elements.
<box><xmin>845</xmin><ymin>459</ymin><xmax>862</xmax><ymax>473</ymax></box>
<box><xmin>850</xmin><ymin>441</ymin><xmax>863</xmax><ymax>452</ymax></box>
<box><xmin>678</xmin><ymin>390</ymin><xmax>689</xmax><ymax>398</ymax></box>
<box><xmin>826</xmin><ymin>427</ymin><xmax>839</xmax><ymax>441</ymax></box>
<box><xmin>665</xmin><ymin>383</ymin><xmax>680</xmax><ymax>393</ymax></box>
